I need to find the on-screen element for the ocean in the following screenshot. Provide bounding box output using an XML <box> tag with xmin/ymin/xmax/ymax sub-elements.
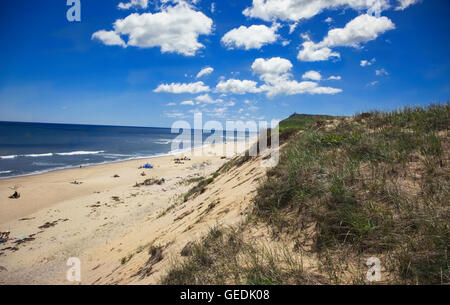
<box><xmin>0</xmin><ymin>121</ymin><xmax>250</xmax><ymax>179</ymax></box>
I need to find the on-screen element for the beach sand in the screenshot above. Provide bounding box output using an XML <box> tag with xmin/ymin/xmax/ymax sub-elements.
<box><xmin>0</xmin><ymin>140</ymin><xmax>265</xmax><ymax>284</ymax></box>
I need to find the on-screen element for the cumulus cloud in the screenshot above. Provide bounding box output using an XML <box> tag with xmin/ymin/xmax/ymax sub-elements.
<box><xmin>92</xmin><ymin>30</ymin><xmax>126</xmax><ymax>47</ymax></box>
<box><xmin>92</xmin><ymin>2</ymin><xmax>213</xmax><ymax>56</ymax></box>
<box><xmin>298</xmin><ymin>36</ymin><xmax>340</xmax><ymax>61</ymax></box>
<box><xmin>196</xmin><ymin>67</ymin><xmax>214</xmax><ymax>78</ymax></box>
<box><xmin>395</xmin><ymin>0</ymin><xmax>420</xmax><ymax>10</ymax></box>
<box><xmin>361</xmin><ymin>58</ymin><xmax>376</xmax><ymax>66</ymax></box>
<box><xmin>324</xmin><ymin>17</ymin><xmax>333</xmax><ymax>23</ymax></box>
<box><xmin>195</xmin><ymin>94</ymin><xmax>221</xmax><ymax>104</ymax></box>
<box><xmin>251</xmin><ymin>57</ymin><xmax>293</xmax><ymax>82</ymax></box>
<box><xmin>298</xmin><ymin>14</ymin><xmax>395</xmax><ymax>62</ymax></box>
<box><xmin>243</xmin><ymin>0</ymin><xmax>390</xmax><ymax>22</ymax></box>
<box><xmin>118</xmin><ymin>0</ymin><xmax>148</xmax><ymax>10</ymax></box>
<box><xmin>302</xmin><ymin>70</ymin><xmax>322</xmax><ymax>81</ymax></box>
<box><xmin>221</xmin><ymin>24</ymin><xmax>279</xmax><ymax>50</ymax></box>
<box><xmin>320</xmin><ymin>14</ymin><xmax>395</xmax><ymax>47</ymax></box>
<box><xmin>180</xmin><ymin>100</ymin><xmax>195</xmax><ymax>105</ymax></box>
<box><xmin>154</xmin><ymin>81</ymin><xmax>210</xmax><ymax>94</ymax></box>
<box><xmin>251</xmin><ymin>57</ymin><xmax>342</xmax><ymax>98</ymax></box>
<box><xmin>215</xmin><ymin>79</ymin><xmax>262</xmax><ymax>94</ymax></box>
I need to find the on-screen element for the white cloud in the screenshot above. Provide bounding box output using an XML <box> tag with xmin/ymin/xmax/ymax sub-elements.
<box><xmin>289</xmin><ymin>22</ymin><xmax>298</xmax><ymax>34</ymax></box>
<box><xmin>251</xmin><ymin>57</ymin><xmax>342</xmax><ymax>98</ymax></box>
<box><xmin>298</xmin><ymin>14</ymin><xmax>395</xmax><ymax>62</ymax></box>
<box><xmin>215</xmin><ymin>79</ymin><xmax>262</xmax><ymax>94</ymax></box>
<box><xmin>260</xmin><ymin>80</ymin><xmax>342</xmax><ymax>98</ymax></box>
<box><xmin>251</xmin><ymin>57</ymin><xmax>293</xmax><ymax>81</ymax></box>
<box><xmin>166</xmin><ymin>102</ymin><xmax>177</xmax><ymax>106</ymax></box>
<box><xmin>211</xmin><ymin>3</ymin><xmax>216</xmax><ymax>13</ymax></box>
<box><xmin>180</xmin><ymin>100</ymin><xmax>195</xmax><ymax>105</ymax></box>
<box><xmin>196</xmin><ymin>67</ymin><xmax>214</xmax><ymax>78</ymax></box>
<box><xmin>360</xmin><ymin>58</ymin><xmax>376</xmax><ymax>66</ymax></box>
<box><xmin>375</xmin><ymin>68</ymin><xmax>389</xmax><ymax>76</ymax></box>
<box><xmin>92</xmin><ymin>30</ymin><xmax>126</xmax><ymax>47</ymax></box>
<box><xmin>325</xmin><ymin>17</ymin><xmax>333</xmax><ymax>23</ymax></box>
<box><xmin>328</xmin><ymin>75</ymin><xmax>342</xmax><ymax>80</ymax></box>
<box><xmin>366</xmin><ymin>80</ymin><xmax>379</xmax><ymax>86</ymax></box>
<box><xmin>320</xmin><ymin>14</ymin><xmax>395</xmax><ymax>47</ymax></box>
<box><xmin>243</xmin><ymin>0</ymin><xmax>390</xmax><ymax>22</ymax></box>
<box><xmin>195</xmin><ymin>94</ymin><xmax>220</xmax><ymax>104</ymax></box>
<box><xmin>93</xmin><ymin>2</ymin><xmax>213</xmax><ymax>56</ymax></box>
<box><xmin>154</xmin><ymin>81</ymin><xmax>210</xmax><ymax>94</ymax></box>
<box><xmin>118</xmin><ymin>0</ymin><xmax>148</xmax><ymax>10</ymax></box>
<box><xmin>221</xmin><ymin>24</ymin><xmax>279</xmax><ymax>50</ymax></box>
<box><xmin>302</xmin><ymin>70</ymin><xmax>322</xmax><ymax>81</ymax></box>
<box><xmin>395</xmin><ymin>0</ymin><xmax>420</xmax><ymax>10</ymax></box>
<box><xmin>298</xmin><ymin>38</ymin><xmax>340</xmax><ymax>62</ymax></box>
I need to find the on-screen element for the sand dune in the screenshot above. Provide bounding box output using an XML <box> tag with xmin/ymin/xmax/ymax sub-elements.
<box><xmin>0</xmin><ymin>141</ymin><xmax>263</xmax><ymax>284</ymax></box>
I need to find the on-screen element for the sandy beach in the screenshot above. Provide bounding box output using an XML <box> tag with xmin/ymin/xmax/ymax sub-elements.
<box><xmin>0</xmin><ymin>142</ymin><xmax>228</xmax><ymax>282</ymax></box>
<box><xmin>0</xmin><ymin>140</ymin><xmax>266</xmax><ymax>284</ymax></box>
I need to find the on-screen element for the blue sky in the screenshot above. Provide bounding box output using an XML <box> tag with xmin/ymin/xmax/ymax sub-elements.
<box><xmin>0</xmin><ymin>0</ymin><xmax>449</xmax><ymax>127</ymax></box>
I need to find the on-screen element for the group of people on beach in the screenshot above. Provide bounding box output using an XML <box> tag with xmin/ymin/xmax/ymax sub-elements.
<box><xmin>174</xmin><ymin>156</ymin><xmax>191</xmax><ymax>164</ymax></box>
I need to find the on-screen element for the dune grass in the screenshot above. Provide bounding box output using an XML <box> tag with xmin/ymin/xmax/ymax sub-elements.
<box><xmin>253</xmin><ymin>104</ymin><xmax>449</xmax><ymax>284</ymax></box>
<box><xmin>161</xmin><ymin>226</ymin><xmax>326</xmax><ymax>285</ymax></box>
<box><xmin>161</xmin><ymin>104</ymin><xmax>449</xmax><ymax>285</ymax></box>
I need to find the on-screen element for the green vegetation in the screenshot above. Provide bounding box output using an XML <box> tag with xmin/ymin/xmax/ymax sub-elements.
<box><xmin>253</xmin><ymin>104</ymin><xmax>449</xmax><ymax>284</ymax></box>
<box><xmin>183</xmin><ymin>176</ymin><xmax>215</xmax><ymax>202</ymax></box>
<box><xmin>120</xmin><ymin>254</ymin><xmax>134</xmax><ymax>265</ymax></box>
<box><xmin>179</xmin><ymin>176</ymin><xmax>205</xmax><ymax>186</ymax></box>
<box><xmin>161</xmin><ymin>104</ymin><xmax>449</xmax><ymax>285</ymax></box>
<box><xmin>279</xmin><ymin>113</ymin><xmax>338</xmax><ymax>133</ymax></box>
<box><xmin>161</xmin><ymin>226</ymin><xmax>325</xmax><ymax>285</ymax></box>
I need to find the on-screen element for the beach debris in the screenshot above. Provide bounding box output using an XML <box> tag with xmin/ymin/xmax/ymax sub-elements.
<box><xmin>9</xmin><ymin>191</ymin><xmax>20</xmax><ymax>199</ymax></box>
<box><xmin>0</xmin><ymin>266</ymin><xmax>7</xmax><ymax>272</ymax></box>
<box><xmin>14</xmin><ymin>235</ymin><xmax>35</xmax><ymax>245</ymax></box>
<box><xmin>38</xmin><ymin>218</ymin><xmax>69</xmax><ymax>230</ymax></box>
<box><xmin>39</xmin><ymin>221</ymin><xmax>58</xmax><ymax>229</ymax></box>
<box><xmin>0</xmin><ymin>232</ymin><xmax>10</xmax><ymax>243</ymax></box>
<box><xmin>1</xmin><ymin>246</ymin><xmax>19</xmax><ymax>252</ymax></box>
<box><xmin>18</xmin><ymin>217</ymin><xmax>35</xmax><ymax>221</ymax></box>
<box><xmin>111</xmin><ymin>196</ymin><xmax>121</xmax><ymax>202</ymax></box>
<box><xmin>70</xmin><ymin>180</ymin><xmax>83</xmax><ymax>185</ymax></box>
<box><xmin>141</xmin><ymin>172</ymin><xmax>146</xmax><ymax>176</ymax></box>
<box><xmin>113</xmin><ymin>174</ymin><xmax>120</xmax><ymax>178</ymax></box>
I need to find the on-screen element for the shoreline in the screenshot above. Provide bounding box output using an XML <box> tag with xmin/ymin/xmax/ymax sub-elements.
<box><xmin>0</xmin><ymin>140</ymin><xmax>257</xmax><ymax>224</ymax></box>
<box><xmin>0</xmin><ymin>137</ymin><xmax>264</xmax><ymax>284</ymax></box>
<box><xmin>0</xmin><ymin>138</ymin><xmax>257</xmax><ymax>181</ymax></box>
